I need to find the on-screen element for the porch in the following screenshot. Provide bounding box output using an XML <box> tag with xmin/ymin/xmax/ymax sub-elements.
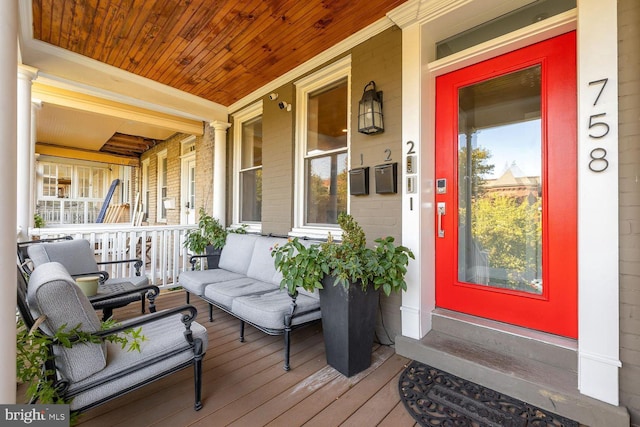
<box><xmin>66</xmin><ymin>289</ymin><xmax>416</xmax><ymax>427</ymax></box>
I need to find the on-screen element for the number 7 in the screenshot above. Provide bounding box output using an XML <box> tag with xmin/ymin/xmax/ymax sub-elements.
<box><xmin>588</xmin><ymin>78</ymin><xmax>608</xmax><ymax>106</ymax></box>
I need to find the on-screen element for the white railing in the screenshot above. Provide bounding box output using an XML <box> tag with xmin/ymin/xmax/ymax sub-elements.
<box><xmin>29</xmin><ymin>224</ymin><xmax>198</xmax><ymax>288</ymax></box>
<box><xmin>37</xmin><ymin>198</ymin><xmax>104</xmax><ymax>225</ymax></box>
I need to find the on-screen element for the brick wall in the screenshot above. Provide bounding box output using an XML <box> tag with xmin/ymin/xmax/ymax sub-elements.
<box><xmin>141</xmin><ymin>132</ymin><xmax>207</xmax><ymax>225</ymax></box>
<box><xmin>618</xmin><ymin>0</ymin><xmax>640</xmax><ymax>423</ymax></box>
<box><xmin>196</xmin><ymin>124</ymin><xmax>214</xmax><ymax>216</ymax></box>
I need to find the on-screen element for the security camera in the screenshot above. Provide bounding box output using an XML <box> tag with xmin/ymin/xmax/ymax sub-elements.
<box><xmin>269</xmin><ymin>92</ymin><xmax>279</xmax><ymax>101</ymax></box>
<box><xmin>278</xmin><ymin>101</ymin><xmax>291</xmax><ymax>111</ymax></box>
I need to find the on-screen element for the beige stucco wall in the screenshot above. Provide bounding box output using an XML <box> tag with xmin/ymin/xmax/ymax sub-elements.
<box><xmin>618</xmin><ymin>0</ymin><xmax>640</xmax><ymax>423</ymax></box>
<box><xmin>227</xmin><ymin>26</ymin><xmax>404</xmax><ymax>342</ymax></box>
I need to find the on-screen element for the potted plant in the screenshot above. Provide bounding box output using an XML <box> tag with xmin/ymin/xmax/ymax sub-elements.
<box><xmin>271</xmin><ymin>213</ymin><xmax>414</xmax><ymax>376</ymax></box>
<box><xmin>183</xmin><ymin>207</ymin><xmax>227</xmax><ymax>269</ymax></box>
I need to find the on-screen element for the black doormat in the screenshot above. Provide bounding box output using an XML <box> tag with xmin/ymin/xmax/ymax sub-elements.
<box><xmin>398</xmin><ymin>361</ymin><xmax>580</xmax><ymax>427</ymax></box>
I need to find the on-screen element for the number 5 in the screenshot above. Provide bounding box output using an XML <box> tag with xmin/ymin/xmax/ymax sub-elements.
<box><xmin>588</xmin><ymin>113</ymin><xmax>609</xmax><ymax>139</ymax></box>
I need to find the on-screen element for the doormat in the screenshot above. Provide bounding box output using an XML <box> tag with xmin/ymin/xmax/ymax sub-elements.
<box><xmin>398</xmin><ymin>361</ymin><xmax>579</xmax><ymax>427</ymax></box>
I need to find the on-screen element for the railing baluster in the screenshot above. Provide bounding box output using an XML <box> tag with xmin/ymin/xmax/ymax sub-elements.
<box><xmin>29</xmin><ymin>224</ymin><xmax>196</xmax><ymax>289</ymax></box>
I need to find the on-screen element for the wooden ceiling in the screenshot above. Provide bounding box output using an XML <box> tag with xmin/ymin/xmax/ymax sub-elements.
<box><xmin>32</xmin><ymin>0</ymin><xmax>407</xmax><ymax>107</ymax></box>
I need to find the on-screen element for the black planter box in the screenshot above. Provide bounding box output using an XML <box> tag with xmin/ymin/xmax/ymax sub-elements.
<box><xmin>205</xmin><ymin>246</ymin><xmax>222</xmax><ymax>269</ymax></box>
<box><xmin>319</xmin><ymin>276</ymin><xmax>379</xmax><ymax>377</ymax></box>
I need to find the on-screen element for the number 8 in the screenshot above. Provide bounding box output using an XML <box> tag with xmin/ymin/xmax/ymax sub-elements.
<box><xmin>588</xmin><ymin>148</ymin><xmax>608</xmax><ymax>173</ymax></box>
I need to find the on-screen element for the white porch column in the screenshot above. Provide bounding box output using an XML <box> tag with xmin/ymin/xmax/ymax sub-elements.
<box><xmin>30</xmin><ymin>100</ymin><xmax>41</xmax><ymax>220</ymax></box>
<box><xmin>0</xmin><ymin>0</ymin><xmax>18</xmax><ymax>404</ymax></box>
<box><xmin>399</xmin><ymin>22</ymin><xmax>431</xmax><ymax>339</ymax></box>
<box><xmin>17</xmin><ymin>65</ymin><xmax>38</xmax><ymax>241</ymax></box>
<box><xmin>210</xmin><ymin>120</ymin><xmax>231</xmax><ymax>224</ymax></box>
<box><xmin>577</xmin><ymin>0</ymin><xmax>620</xmax><ymax>405</ymax></box>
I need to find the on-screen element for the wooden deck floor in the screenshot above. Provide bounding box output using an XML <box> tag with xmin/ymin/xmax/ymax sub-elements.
<box><xmin>74</xmin><ymin>290</ymin><xmax>418</xmax><ymax>427</ymax></box>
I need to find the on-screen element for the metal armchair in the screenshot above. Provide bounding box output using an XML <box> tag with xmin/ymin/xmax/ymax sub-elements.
<box><xmin>21</xmin><ymin>238</ymin><xmax>152</xmax><ymax>319</ymax></box>
<box><xmin>17</xmin><ymin>262</ymin><xmax>207</xmax><ymax>413</ymax></box>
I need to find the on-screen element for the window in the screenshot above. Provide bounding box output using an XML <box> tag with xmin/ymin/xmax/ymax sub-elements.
<box><xmin>157</xmin><ymin>150</ymin><xmax>168</xmax><ymax>222</ymax></box>
<box><xmin>36</xmin><ymin>160</ymin><xmax>110</xmax><ymax>224</ymax></box>
<box><xmin>232</xmin><ymin>102</ymin><xmax>263</xmax><ymax>231</ymax></box>
<box><xmin>294</xmin><ymin>57</ymin><xmax>351</xmax><ymax>236</ymax></box>
<box><xmin>38</xmin><ymin>162</ymin><xmax>107</xmax><ymax>200</ymax></box>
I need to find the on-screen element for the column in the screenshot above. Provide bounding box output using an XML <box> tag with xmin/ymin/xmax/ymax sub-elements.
<box><xmin>0</xmin><ymin>0</ymin><xmax>18</xmax><ymax>405</ymax></box>
<box><xmin>31</xmin><ymin>100</ymin><xmax>42</xmax><ymax>220</ymax></box>
<box><xmin>210</xmin><ymin>120</ymin><xmax>231</xmax><ymax>224</ymax></box>
<box><xmin>577</xmin><ymin>0</ymin><xmax>620</xmax><ymax>405</ymax></box>
<box><xmin>17</xmin><ymin>65</ymin><xmax>38</xmax><ymax>241</ymax></box>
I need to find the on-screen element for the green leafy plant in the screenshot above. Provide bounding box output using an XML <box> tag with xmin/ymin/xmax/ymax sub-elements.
<box><xmin>183</xmin><ymin>207</ymin><xmax>227</xmax><ymax>254</ymax></box>
<box><xmin>16</xmin><ymin>317</ymin><xmax>146</xmax><ymax>414</ymax></box>
<box><xmin>272</xmin><ymin>213</ymin><xmax>414</xmax><ymax>296</ymax></box>
<box><xmin>33</xmin><ymin>213</ymin><xmax>45</xmax><ymax>228</ymax></box>
<box><xmin>270</xmin><ymin>238</ymin><xmax>328</xmax><ymax>295</ymax></box>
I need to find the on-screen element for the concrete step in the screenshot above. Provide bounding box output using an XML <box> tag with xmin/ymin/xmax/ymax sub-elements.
<box><xmin>431</xmin><ymin>308</ymin><xmax>578</xmax><ymax>372</ymax></box>
<box><xmin>396</xmin><ymin>311</ymin><xmax>630</xmax><ymax>427</ymax></box>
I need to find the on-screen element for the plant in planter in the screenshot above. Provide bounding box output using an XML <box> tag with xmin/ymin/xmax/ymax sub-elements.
<box><xmin>184</xmin><ymin>207</ymin><xmax>228</xmax><ymax>269</ymax></box>
<box><xmin>272</xmin><ymin>213</ymin><xmax>414</xmax><ymax>376</ymax></box>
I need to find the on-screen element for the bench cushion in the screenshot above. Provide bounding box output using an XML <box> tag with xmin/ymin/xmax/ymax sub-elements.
<box><xmin>245</xmin><ymin>236</ymin><xmax>289</xmax><ymax>285</ymax></box>
<box><xmin>218</xmin><ymin>233</ymin><xmax>259</xmax><ymax>275</ymax></box>
<box><xmin>230</xmin><ymin>289</ymin><xmax>321</xmax><ymax>331</ymax></box>
<box><xmin>179</xmin><ymin>269</ymin><xmax>245</xmax><ymax>296</ymax></box>
<box><xmin>67</xmin><ymin>313</ymin><xmax>208</xmax><ymax>410</ymax></box>
<box><xmin>27</xmin><ymin>262</ymin><xmax>107</xmax><ymax>382</ymax></box>
<box><xmin>203</xmin><ymin>278</ymin><xmax>276</xmax><ymax>310</ymax></box>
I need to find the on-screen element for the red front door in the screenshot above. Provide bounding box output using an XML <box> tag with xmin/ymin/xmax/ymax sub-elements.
<box><xmin>434</xmin><ymin>32</ymin><xmax>577</xmax><ymax>338</ymax></box>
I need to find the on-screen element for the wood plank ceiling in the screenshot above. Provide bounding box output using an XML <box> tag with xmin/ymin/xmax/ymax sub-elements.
<box><xmin>32</xmin><ymin>0</ymin><xmax>407</xmax><ymax>108</ymax></box>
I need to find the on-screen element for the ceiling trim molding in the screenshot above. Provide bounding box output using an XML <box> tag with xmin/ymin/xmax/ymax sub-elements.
<box><xmin>33</xmin><ymin>83</ymin><xmax>204</xmax><ymax>136</ymax></box>
<box><xmin>227</xmin><ymin>16</ymin><xmax>395</xmax><ymax>113</ymax></box>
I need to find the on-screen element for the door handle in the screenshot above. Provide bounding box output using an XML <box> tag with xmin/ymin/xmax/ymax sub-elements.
<box><xmin>437</xmin><ymin>202</ymin><xmax>446</xmax><ymax>238</ymax></box>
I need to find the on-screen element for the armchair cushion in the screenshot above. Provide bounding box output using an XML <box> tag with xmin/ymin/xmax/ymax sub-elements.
<box><xmin>67</xmin><ymin>313</ymin><xmax>208</xmax><ymax>411</ymax></box>
<box><xmin>28</xmin><ymin>239</ymin><xmax>149</xmax><ymax>288</ymax></box>
<box><xmin>27</xmin><ymin>262</ymin><xmax>107</xmax><ymax>382</ymax></box>
<box><xmin>28</xmin><ymin>239</ymin><xmax>99</xmax><ymax>276</ymax></box>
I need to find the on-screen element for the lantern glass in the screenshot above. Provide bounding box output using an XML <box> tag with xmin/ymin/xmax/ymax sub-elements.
<box><xmin>357</xmin><ymin>82</ymin><xmax>384</xmax><ymax>134</ymax></box>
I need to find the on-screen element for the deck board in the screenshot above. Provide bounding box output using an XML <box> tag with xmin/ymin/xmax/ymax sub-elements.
<box><xmin>69</xmin><ymin>290</ymin><xmax>413</xmax><ymax>427</ymax></box>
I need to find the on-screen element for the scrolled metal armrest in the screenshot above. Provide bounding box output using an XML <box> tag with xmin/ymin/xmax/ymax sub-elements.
<box><xmin>97</xmin><ymin>258</ymin><xmax>144</xmax><ymax>276</ymax></box>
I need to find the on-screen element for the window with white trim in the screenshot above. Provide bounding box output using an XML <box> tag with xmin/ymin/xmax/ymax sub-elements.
<box><xmin>294</xmin><ymin>57</ymin><xmax>351</xmax><ymax>235</ymax></box>
<box><xmin>232</xmin><ymin>102</ymin><xmax>263</xmax><ymax>231</ymax></box>
<box><xmin>157</xmin><ymin>150</ymin><xmax>168</xmax><ymax>222</ymax></box>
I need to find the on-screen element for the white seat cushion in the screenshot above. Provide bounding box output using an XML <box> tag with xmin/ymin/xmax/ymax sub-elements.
<box><xmin>231</xmin><ymin>289</ymin><xmax>321</xmax><ymax>331</ymax></box>
<box><xmin>67</xmin><ymin>313</ymin><xmax>208</xmax><ymax>410</ymax></box>
<box><xmin>179</xmin><ymin>269</ymin><xmax>245</xmax><ymax>296</ymax></box>
<box><xmin>203</xmin><ymin>278</ymin><xmax>276</xmax><ymax>310</ymax></box>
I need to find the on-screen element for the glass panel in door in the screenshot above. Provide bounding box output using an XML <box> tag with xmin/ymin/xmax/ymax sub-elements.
<box><xmin>457</xmin><ymin>65</ymin><xmax>543</xmax><ymax>294</ymax></box>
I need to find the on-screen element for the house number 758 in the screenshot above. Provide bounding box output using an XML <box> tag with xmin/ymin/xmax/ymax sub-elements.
<box><xmin>587</xmin><ymin>78</ymin><xmax>610</xmax><ymax>173</ymax></box>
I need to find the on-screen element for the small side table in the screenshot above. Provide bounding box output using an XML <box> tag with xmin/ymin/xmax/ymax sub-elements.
<box><xmin>89</xmin><ymin>282</ymin><xmax>144</xmax><ymax>320</ymax></box>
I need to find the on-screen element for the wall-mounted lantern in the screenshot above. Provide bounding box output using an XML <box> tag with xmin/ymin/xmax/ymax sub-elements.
<box><xmin>357</xmin><ymin>81</ymin><xmax>384</xmax><ymax>135</ymax></box>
